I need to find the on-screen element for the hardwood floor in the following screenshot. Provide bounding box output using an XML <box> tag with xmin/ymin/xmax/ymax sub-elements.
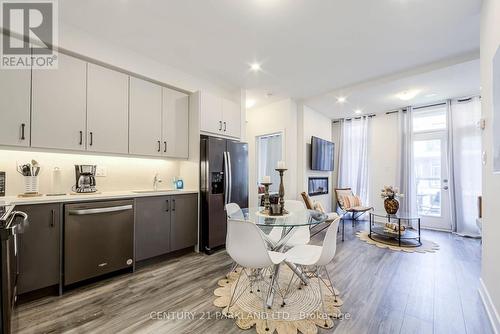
<box><xmin>13</xmin><ymin>221</ymin><xmax>493</xmax><ymax>334</ymax></box>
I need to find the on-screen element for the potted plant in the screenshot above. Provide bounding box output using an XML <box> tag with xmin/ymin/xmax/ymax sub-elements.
<box><xmin>380</xmin><ymin>186</ymin><xmax>404</xmax><ymax>215</ymax></box>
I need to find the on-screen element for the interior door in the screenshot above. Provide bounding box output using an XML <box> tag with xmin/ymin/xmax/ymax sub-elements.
<box><xmin>200</xmin><ymin>92</ymin><xmax>223</xmax><ymax>135</ymax></box>
<box><xmin>162</xmin><ymin>87</ymin><xmax>189</xmax><ymax>158</ymax></box>
<box><xmin>170</xmin><ymin>194</ymin><xmax>198</xmax><ymax>251</ymax></box>
<box><xmin>222</xmin><ymin>99</ymin><xmax>241</xmax><ymax>138</ymax></box>
<box><xmin>204</xmin><ymin>137</ymin><xmax>226</xmax><ymax>251</ymax></box>
<box><xmin>135</xmin><ymin>196</ymin><xmax>171</xmax><ymax>261</ymax></box>
<box><xmin>87</xmin><ymin>64</ymin><xmax>129</xmax><ymax>154</ymax></box>
<box><xmin>129</xmin><ymin>77</ymin><xmax>162</xmax><ymax>156</ymax></box>
<box><xmin>227</xmin><ymin>140</ymin><xmax>249</xmax><ymax>209</ymax></box>
<box><xmin>16</xmin><ymin>204</ymin><xmax>60</xmax><ymax>294</ymax></box>
<box><xmin>32</xmin><ymin>53</ymin><xmax>87</xmax><ymax>150</ymax></box>
<box><xmin>0</xmin><ymin>69</ymin><xmax>31</xmax><ymax>147</ymax></box>
<box><xmin>413</xmin><ymin>132</ymin><xmax>451</xmax><ymax>230</ymax></box>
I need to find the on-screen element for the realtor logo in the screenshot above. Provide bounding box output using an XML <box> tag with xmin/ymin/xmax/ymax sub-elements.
<box><xmin>1</xmin><ymin>0</ymin><xmax>58</xmax><ymax>69</ymax></box>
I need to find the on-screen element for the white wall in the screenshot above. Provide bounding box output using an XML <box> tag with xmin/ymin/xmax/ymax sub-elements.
<box><xmin>0</xmin><ymin>149</ymin><xmax>183</xmax><ymax>196</ymax></box>
<box><xmin>298</xmin><ymin>104</ymin><xmax>334</xmax><ymax>212</ymax></box>
<box><xmin>480</xmin><ymin>0</ymin><xmax>500</xmax><ymax>331</ymax></box>
<box><xmin>246</xmin><ymin>99</ymin><xmax>298</xmax><ymax>208</ymax></box>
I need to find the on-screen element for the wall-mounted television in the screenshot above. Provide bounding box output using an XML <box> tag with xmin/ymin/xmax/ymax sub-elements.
<box><xmin>311</xmin><ymin>136</ymin><xmax>334</xmax><ymax>171</ymax></box>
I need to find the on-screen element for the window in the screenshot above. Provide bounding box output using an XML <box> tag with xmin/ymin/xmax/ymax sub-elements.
<box><xmin>256</xmin><ymin>133</ymin><xmax>283</xmax><ymax>193</ymax></box>
<box><xmin>414</xmin><ymin>138</ymin><xmax>443</xmax><ymax>216</ymax></box>
<box><xmin>412</xmin><ymin>105</ymin><xmax>447</xmax><ymax>133</ymax></box>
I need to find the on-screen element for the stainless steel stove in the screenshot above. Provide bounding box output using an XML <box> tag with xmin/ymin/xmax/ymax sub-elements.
<box><xmin>1</xmin><ymin>205</ymin><xmax>28</xmax><ymax>334</ymax></box>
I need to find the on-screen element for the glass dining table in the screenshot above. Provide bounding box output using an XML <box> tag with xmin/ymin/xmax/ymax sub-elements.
<box><xmin>239</xmin><ymin>207</ymin><xmax>329</xmax><ymax>308</ymax></box>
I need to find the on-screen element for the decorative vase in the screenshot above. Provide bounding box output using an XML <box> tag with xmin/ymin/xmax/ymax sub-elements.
<box><xmin>384</xmin><ymin>197</ymin><xmax>399</xmax><ymax>215</ymax></box>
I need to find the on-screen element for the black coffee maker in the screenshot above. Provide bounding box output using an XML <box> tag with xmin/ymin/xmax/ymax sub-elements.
<box><xmin>74</xmin><ymin>165</ymin><xmax>97</xmax><ymax>193</ymax></box>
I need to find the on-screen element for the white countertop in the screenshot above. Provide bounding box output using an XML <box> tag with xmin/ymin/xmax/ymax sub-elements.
<box><xmin>0</xmin><ymin>189</ymin><xmax>198</xmax><ymax>206</ymax></box>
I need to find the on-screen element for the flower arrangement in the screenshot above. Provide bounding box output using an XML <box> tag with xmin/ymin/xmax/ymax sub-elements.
<box><xmin>381</xmin><ymin>186</ymin><xmax>404</xmax><ymax>214</ymax></box>
<box><xmin>380</xmin><ymin>185</ymin><xmax>404</xmax><ymax>200</ymax></box>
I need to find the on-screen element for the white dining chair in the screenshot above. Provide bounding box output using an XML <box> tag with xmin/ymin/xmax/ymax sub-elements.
<box><xmin>267</xmin><ymin>200</ymin><xmax>310</xmax><ymax>248</ymax></box>
<box><xmin>284</xmin><ymin>217</ymin><xmax>341</xmax><ymax>326</ymax></box>
<box><xmin>225</xmin><ymin>203</ymin><xmax>244</xmax><ymax>280</ymax></box>
<box><xmin>226</xmin><ymin>219</ymin><xmax>286</xmax><ymax>330</ymax></box>
<box><xmin>226</xmin><ymin>202</ymin><xmax>244</xmax><ymax>220</ymax></box>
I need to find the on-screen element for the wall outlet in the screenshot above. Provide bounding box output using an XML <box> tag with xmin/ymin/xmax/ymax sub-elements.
<box><xmin>96</xmin><ymin>166</ymin><xmax>107</xmax><ymax>177</ymax></box>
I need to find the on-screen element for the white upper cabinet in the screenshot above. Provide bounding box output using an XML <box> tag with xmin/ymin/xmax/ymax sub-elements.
<box><xmin>200</xmin><ymin>92</ymin><xmax>223</xmax><ymax>135</ymax></box>
<box><xmin>87</xmin><ymin>64</ymin><xmax>129</xmax><ymax>154</ymax></box>
<box><xmin>129</xmin><ymin>77</ymin><xmax>163</xmax><ymax>156</ymax></box>
<box><xmin>162</xmin><ymin>87</ymin><xmax>189</xmax><ymax>158</ymax></box>
<box><xmin>31</xmin><ymin>53</ymin><xmax>87</xmax><ymax>150</ymax></box>
<box><xmin>0</xmin><ymin>69</ymin><xmax>31</xmax><ymax>147</ymax></box>
<box><xmin>222</xmin><ymin>99</ymin><xmax>241</xmax><ymax>138</ymax></box>
<box><xmin>199</xmin><ymin>91</ymin><xmax>241</xmax><ymax>139</ymax></box>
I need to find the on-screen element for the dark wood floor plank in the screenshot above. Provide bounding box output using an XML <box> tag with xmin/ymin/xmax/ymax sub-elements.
<box><xmin>12</xmin><ymin>221</ymin><xmax>493</xmax><ymax>334</ymax></box>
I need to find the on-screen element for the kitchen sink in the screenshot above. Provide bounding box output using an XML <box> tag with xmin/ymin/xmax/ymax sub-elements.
<box><xmin>132</xmin><ymin>190</ymin><xmax>174</xmax><ymax>194</ymax></box>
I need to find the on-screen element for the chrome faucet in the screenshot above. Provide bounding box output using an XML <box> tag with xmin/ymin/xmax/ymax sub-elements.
<box><xmin>153</xmin><ymin>173</ymin><xmax>162</xmax><ymax>191</ymax></box>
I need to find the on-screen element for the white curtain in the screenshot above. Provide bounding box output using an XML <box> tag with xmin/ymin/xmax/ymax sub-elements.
<box><xmin>449</xmin><ymin>97</ymin><xmax>482</xmax><ymax>237</ymax></box>
<box><xmin>397</xmin><ymin>107</ymin><xmax>417</xmax><ymax>217</ymax></box>
<box><xmin>337</xmin><ymin>117</ymin><xmax>371</xmax><ymax>204</ymax></box>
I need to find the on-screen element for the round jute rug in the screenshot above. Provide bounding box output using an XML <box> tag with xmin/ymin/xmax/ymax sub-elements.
<box><xmin>213</xmin><ymin>266</ymin><xmax>344</xmax><ymax>334</ymax></box>
<box><xmin>356</xmin><ymin>231</ymin><xmax>439</xmax><ymax>253</ymax></box>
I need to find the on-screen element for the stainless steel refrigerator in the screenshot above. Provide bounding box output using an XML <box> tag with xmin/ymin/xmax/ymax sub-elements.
<box><xmin>200</xmin><ymin>135</ymin><xmax>248</xmax><ymax>254</ymax></box>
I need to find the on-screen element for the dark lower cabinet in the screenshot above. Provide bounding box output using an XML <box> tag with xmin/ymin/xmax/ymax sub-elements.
<box><xmin>135</xmin><ymin>194</ymin><xmax>198</xmax><ymax>261</ymax></box>
<box><xmin>135</xmin><ymin>196</ymin><xmax>171</xmax><ymax>261</ymax></box>
<box><xmin>16</xmin><ymin>203</ymin><xmax>61</xmax><ymax>295</ymax></box>
<box><xmin>171</xmin><ymin>194</ymin><xmax>198</xmax><ymax>251</ymax></box>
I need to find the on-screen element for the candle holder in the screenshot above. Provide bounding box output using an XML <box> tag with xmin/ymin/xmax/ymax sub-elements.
<box><xmin>260</xmin><ymin>182</ymin><xmax>272</xmax><ymax>213</ymax></box>
<box><xmin>275</xmin><ymin>168</ymin><xmax>288</xmax><ymax>215</ymax></box>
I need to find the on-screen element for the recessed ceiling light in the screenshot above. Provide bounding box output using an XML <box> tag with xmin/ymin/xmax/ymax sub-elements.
<box><xmin>250</xmin><ymin>63</ymin><xmax>261</xmax><ymax>72</ymax></box>
<box><xmin>337</xmin><ymin>96</ymin><xmax>347</xmax><ymax>103</ymax></box>
<box><xmin>246</xmin><ymin>99</ymin><xmax>256</xmax><ymax>109</ymax></box>
<box><xmin>397</xmin><ymin>90</ymin><xmax>420</xmax><ymax>101</ymax></box>
<box><xmin>354</xmin><ymin>109</ymin><xmax>362</xmax><ymax>115</ymax></box>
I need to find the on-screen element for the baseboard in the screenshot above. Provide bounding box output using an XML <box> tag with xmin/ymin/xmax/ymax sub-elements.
<box><xmin>479</xmin><ymin>278</ymin><xmax>500</xmax><ymax>334</ymax></box>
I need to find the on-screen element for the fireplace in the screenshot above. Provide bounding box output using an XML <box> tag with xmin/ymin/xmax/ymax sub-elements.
<box><xmin>308</xmin><ymin>177</ymin><xmax>329</xmax><ymax>196</ymax></box>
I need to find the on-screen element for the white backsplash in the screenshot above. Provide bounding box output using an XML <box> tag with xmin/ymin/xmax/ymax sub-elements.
<box><xmin>0</xmin><ymin>149</ymin><xmax>183</xmax><ymax>196</ymax></box>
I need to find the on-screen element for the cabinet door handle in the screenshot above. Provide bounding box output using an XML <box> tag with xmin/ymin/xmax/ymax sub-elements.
<box><xmin>166</xmin><ymin>199</ymin><xmax>169</xmax><ymax>212</ymax></box>
<box><xmin>172</xmin><ymin>199</ymin><xmax>176</xmax><ymax>211</ymax></box>
<box><xmin>50</xmin><ymin>209</ymin><xmax>56</xmax><ymax>228</ymax></box>
<box><xmin>223</xmin><ymin>122</ymin><xmax>227</xmax><ymax>132</ymax></box>
<box><xmin>157</xmin><ymin>140</ymin><xmax>161</xmax><ymax>152</ymax></box>
<box><xmin>79</xmin><ymin>131</ymin><xmax>83</xmax><ymax>145</ymax></box>
<box><xmin>219</xmin><ymin>121</ymin><xmax>222</xmax><ymax>131</ymax></box>
<box><xmin>89</xmin><ymin>132</ymin><xmax>93</xmax><ymax>146</ymax></box>
<box><xmin>164</xmin><ymin>141</ymin><xmax>167</xmax><ymax>153</ymax></box>
<box><xmin>20</xmin><ymin>123</ymin><xmax>26</xmax><ymax>140</ymax></box>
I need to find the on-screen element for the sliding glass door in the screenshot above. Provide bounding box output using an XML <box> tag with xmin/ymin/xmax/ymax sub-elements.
<box><xmin>412</xmin><ymin>105</ymin><xmax>452</xmax><ymax>230</ymax></box>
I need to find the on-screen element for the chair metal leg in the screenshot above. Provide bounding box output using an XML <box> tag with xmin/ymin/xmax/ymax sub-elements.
<box><xmin>322</xmin><ymin>265</ymin><xmax>339</xmax><ymax>303</ymax></box>
<box><xmin>227</xmin><ymin>269</ymin><xmax>243</xmax><ymax>316</ymax></box>
<box><xmin>316</xmin><ymin>267</ymin><xmax>329</xmax><ymax>327</ymax></box>
<box><xmin>226</xmin><ymin>262</ymin><xmax>239</xmax><ymax>282</ymax></box>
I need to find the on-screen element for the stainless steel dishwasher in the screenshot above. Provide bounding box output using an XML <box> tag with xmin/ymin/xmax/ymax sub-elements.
<box><xmin>64</xmin><ymin>200</ymin><xmax>134</xmax><ymax>285</ymax></box>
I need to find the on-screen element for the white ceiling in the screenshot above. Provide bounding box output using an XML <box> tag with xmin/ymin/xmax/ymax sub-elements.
<box><xmin>59</xmin><ymin>0</ymin><xmax>481</xmax><ymax>108</ymax></box>
<box><xmin>305</xmin><ymin>57</ymin><xmax>481</xmax><ymax>118</ymax></box>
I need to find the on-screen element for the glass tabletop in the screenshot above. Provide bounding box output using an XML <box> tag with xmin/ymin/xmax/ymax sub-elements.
<box><xmin>370</xmin><ymin>211</ymin><xmax>420</xmax><ymax>220</ymax></box>
<box><xmin>240</xmin><ymin>207</ymin><xmax>328</xmax><ymax>227</ymax></box>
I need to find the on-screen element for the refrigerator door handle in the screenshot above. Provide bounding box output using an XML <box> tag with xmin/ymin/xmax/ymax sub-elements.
<box><xmin>227</xmin><ymin>151</ymin><xmax>232</xmax><ymax>203</ymax></box>
<box><xmin>223</xmin><ymin>151</ymin><xmax>229</xmax><ymax>206</ymax></box>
